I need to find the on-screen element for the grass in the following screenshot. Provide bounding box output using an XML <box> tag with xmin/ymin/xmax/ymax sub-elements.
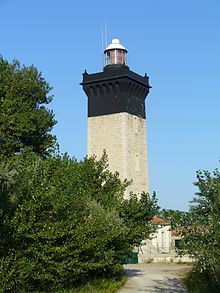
<box><xmin>60</xmin><ymin>275</ymin><xmax>127</xmax><ymax>293</ymax></box>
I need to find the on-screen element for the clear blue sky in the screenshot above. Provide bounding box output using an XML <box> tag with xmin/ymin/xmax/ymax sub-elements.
<box><xmin>1</xmin><ymin>0</ymin><xmax>219</xmax><ymax>211</ymax></box>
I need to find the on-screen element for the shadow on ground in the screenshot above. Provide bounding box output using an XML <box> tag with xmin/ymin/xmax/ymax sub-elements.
<box><xmin>124</xmin><ymin>268</ymin><xmax>143</xmax><ymax>278</ymax></box>
<box><xmin>137</xmin><ymin>277</ymin><xmax>187</xmax><ymax>292</ymax></box>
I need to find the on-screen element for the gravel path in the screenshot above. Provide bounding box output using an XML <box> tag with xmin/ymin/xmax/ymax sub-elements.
<box><xmin>118</xmin><ymin>263</ymin><xmax>190</xmax><ymax>292</ymax></box>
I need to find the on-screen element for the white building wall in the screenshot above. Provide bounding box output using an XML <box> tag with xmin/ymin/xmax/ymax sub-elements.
<box><xmin>151</xmin><ymin>225</ymin><xmax>172</xmax><ymax>253</ymax></box>
<box><xmin>139</xmin><ymin>224</ymin><xmax>172</xmax><ymax>258</ymax></box>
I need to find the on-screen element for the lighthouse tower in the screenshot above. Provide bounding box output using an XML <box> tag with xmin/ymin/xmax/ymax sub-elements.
<box><xmin>81</xmin><ymin>39</ymin><xmax>151</xmax><ymax>198</ymax></box>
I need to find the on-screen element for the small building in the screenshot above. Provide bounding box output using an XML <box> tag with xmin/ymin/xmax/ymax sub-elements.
<box><xmin>138</xmin><ymin>217</ymin><xmax>192</xmax><ymax>263</ymax></box>
<box><xmin>150</xmin><ymin>217</ymin><xmax>172</xmax><ymax>253</ymax></box>
<box><xmin>139</xmin><ymin>217</ymin><xmax>172</xmax><ymax>258</ymax></box>
<box><xmin>138</xmin><ymin>217</ymin><xmax>173</xmax><ymax>263</ymax></box>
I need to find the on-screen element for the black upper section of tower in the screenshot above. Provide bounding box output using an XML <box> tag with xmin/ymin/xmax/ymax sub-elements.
<box><xmin>81</xmin><ymin>64</ymin><xmax>151</xmax><ymax>119</ymax></box>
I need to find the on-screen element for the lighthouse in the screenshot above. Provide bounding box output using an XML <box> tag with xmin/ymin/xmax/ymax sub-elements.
<box><xmin>81</xmin><ymin>39</ymin><xmax>151</xmax><ymax>198</ymax></box>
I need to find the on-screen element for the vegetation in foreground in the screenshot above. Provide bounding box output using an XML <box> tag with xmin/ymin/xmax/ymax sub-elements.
<box><xmin>60</xmin><ymin>275</ymin><xmax>127</xmax><ymax>293</ymax></box>
<box><xmin>0</xmin><ymin>150</ymin><xmax>159</xmax><ymax>292</ymax></box>
<box><xmin>184</xmin><ymin>264</ymin><xmax>220</xmax><ymax>293</ymax></box>
<box><xmin>164</xmin><ymin>170</ymin><xmax>220</xmax><ymax>293</ymax></box>
<box><xmin>0</xmin><ymin>56</ymin><xmax>159</xmax><ymax>292</ymax></box>
<box><xmin>183</xmin><ymin>169</ymin><xmax>220</xmax><ymax>293</ymax></box>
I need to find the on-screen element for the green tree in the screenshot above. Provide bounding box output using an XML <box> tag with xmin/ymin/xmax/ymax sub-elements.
<box><xmin>119</xmin><ymin>192</ymin><xmax>159</xmax><ymax>246</ymax></box>
<box><xmin>0</xmin><ymin>56</ymin><xmax>56</xmax><ymax>157</ymax></box>
<box><xmin>0</xmin><ymin>152</ymin><xmax>128</xmax><ymax>291</ymax></box>
<box><xmin>182</xmin><ymin>169</ymin><xmax>220</xmax><ymax>293</ymax></box>
<box><xmin>0</xmin><ymin>151</ymin><xmax>158</xmax><ymax>292</ymax></box>
<box><xmin>158</xmin><ymin>208</ymin><xmax>190</xmax><ymax>229</ymax></box>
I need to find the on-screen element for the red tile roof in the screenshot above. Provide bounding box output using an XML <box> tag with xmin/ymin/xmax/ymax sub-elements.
<box><xmin>150</xmin><ymin>217</ymin><xmax>168</xmax><ymax>223</ymax></box>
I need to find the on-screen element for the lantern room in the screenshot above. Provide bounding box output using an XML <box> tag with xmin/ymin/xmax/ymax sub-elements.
<box><xmin>104</xmin><ymin>38</ymin><xmax>127</xmax><ymax>67</ymax></box>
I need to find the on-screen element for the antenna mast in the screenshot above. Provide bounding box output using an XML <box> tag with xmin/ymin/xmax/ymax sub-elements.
<box><xmin>105</xmin><ymin>20</ymin><xmax>108</xmax><ymax>47</ymax></box>
<box><xmin>102</xmin><ymin>29</ymin><xmax>104</xmax><ymax>68</ymax></box>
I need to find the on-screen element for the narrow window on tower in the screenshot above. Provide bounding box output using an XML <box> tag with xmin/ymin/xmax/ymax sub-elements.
<box><xmin>106</xmin><ymin>51</ymin><xmax>111</xmax><ymax>65</ymax></box>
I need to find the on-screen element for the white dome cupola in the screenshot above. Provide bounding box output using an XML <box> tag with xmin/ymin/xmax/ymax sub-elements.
<box><xmin>104</xmin><ymin>39</ymin><xmax>127</xmax><ymax>66</ymax></box>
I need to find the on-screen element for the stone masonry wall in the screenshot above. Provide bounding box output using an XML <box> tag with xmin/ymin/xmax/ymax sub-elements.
<box><xmin>88</xmin><ymin>113</ymin><xmax>148</xmax><ymax>199</ymax></box>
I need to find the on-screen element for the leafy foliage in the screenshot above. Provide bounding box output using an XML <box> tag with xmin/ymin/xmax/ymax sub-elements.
<box><xmin>0</xmin><ymin>56</ymin><xmax>56</xmax><ymax>157</ymax></box>
<box><xmin>120</xmin><ymin>192</ymin><xmax>158</xmax><ymax>246</ymax></box>
<box><xmin>158</xmin><ymin>208</ymin><xmax>190</xmax><ymax>229</ymax></box>
<box><xmin>181</xmin><ymin>169</ymin><xmax>220</xmax><ymax>292</ymax></box>
<box><xmin>0</xmin><ymin>151</ymin><xmax>158</xmax><ymax>292</ymax></box>
<box><xmin>61</xmin><ymin>274</ymin><xmax>127</xmax><ymax>293</ymax></box>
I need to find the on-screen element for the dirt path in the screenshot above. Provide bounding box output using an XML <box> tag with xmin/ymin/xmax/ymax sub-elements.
<box><xmin>118</xmin><ymin>263</ymin><xmax>190</xmax><ymax>292</ymax></box>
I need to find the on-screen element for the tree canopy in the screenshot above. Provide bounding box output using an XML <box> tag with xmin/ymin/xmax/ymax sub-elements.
<box><xmin>0</xmin><ymin>56</ymin><xmax>56</xmax><ymax>157</ymax></box>
<box><xmin>158</xmin><ymin>208</ymin><xmax>190</xmax><ymax>229</ymax></box>
<box><xmin>0</xmin><ymin>151</ymin><xmax>159</xmax><ymax>291</ymax></box>
<box><xmin>181</xmin><ymin>169</ymin><xmax>220</xmax><ymax>293</ymax></box>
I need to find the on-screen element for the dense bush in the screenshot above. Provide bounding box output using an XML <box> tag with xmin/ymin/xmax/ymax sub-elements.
<box><xmin>184</xmin><ymin>263</ymin><xmax>220</xmax><ymax>293</ymax></box>
<box><xmin>181</xmin><ymin>169</ymin><xmax>220</xmax><ymax>292</ymax></box>
<box><xmin>0</xmin><ymin>151</ymin><xmax>158</xmax><ymax>291</ymax></box>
